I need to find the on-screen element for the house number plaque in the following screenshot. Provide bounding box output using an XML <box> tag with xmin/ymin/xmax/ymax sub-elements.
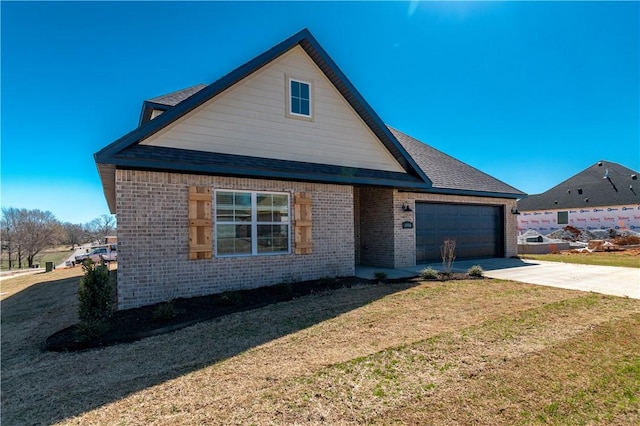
<box><xmin>402</xmin><ymin>221</ymin><xmax>413</xmax><ymax>229</ymax></box>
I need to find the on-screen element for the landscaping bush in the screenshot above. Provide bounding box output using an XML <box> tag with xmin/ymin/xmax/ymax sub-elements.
<box><xmin>77</xmin><ymin>259</ymin><xmax>112</xmax><ymax>338</ymax></box>
<box><xmin>467</xmin><ymin>265</ymin><xmax>484</xmax><ymax>278</ymax></box>
<box><xmin>420</xmin><ymin>267</ymin><xmax>439</xmax><ymax>280</ymax></box>
<box><xmin>152</xmin><ymin>301</ymin><xmax>177</xmax><ymax>322</ymax></box>
<box><xmin>218</xmin><ymin>290</ymin><xmax>243</xmax><ymax>306</ymax></box>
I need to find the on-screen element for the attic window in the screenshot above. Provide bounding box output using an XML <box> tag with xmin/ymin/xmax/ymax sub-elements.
<box><xmin>287</xmin><ymin>77</ymin><xmax>312</xmax><ymax>120</ymax></box>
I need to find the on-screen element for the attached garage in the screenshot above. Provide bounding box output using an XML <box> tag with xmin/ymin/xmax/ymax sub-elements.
<box><xmin>415</xmin><ymin>203</ymin><xmax>504</xmax><ymax>263</ymax></box>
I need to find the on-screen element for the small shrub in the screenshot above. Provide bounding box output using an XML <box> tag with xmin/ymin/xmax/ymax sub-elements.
<box><xmin>420</xmin><ymin>267</ymin><xmax>439</xmax><ymax>280</ymax></box>
<box><xmin>440</xmin><ymin>239</ymin><xmax>456</xmax><ymax>274</ymax></box>
<box><xmin>468</xmin><ymin>265</ymin><xmax>484</xmax><ymax>278</ymax></box>
<box><xmin>218</xmin><ymin>290</ymin><xmax>243</xmax><ymax>306</ymax></box>
<box><xmin>153</xmin><ymin>301</ymin><xmax>177</xmax><ymax>322</ymax></box>
<box><xmin>77</xmin><ymin>259</ymin><xmax>112</xmax><ymax>339</ymax></box>
<box><xmin>374</xmin><ymin>272</ymin><xmax>388</xmax><ymax>283</ymax></box>
<box><xmin>76</xmin><ymin>319</ymin><xmax>110</xmax><ymax>341</ymax></box>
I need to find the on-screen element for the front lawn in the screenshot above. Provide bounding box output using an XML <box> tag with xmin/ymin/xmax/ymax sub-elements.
<box><xmin>2</xmin><ymin>269</ymin><xmax>639</xmax><ymax>425</ymax></box>
<box><xmin>521</xmin><ymin>251</ymin><xmax>640</xmax><ymax>268</ymax></box>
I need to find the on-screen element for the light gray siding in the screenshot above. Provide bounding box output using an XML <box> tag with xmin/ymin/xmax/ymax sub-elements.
<box><xmin>141</xmin><ymin>46</ymin><xmax>405</xmax><ymax>173</ymax></box>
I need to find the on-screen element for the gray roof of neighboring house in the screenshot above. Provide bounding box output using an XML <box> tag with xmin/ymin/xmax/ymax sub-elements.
<box><xmin>390</xmin><ymin>127</ymin><xmax>526</xmax><ymax>197</ymax></box>
<box><xmin>518</xmin><ymin>160</ymin><xmax>640</xmax><ymax>211</ymax></box>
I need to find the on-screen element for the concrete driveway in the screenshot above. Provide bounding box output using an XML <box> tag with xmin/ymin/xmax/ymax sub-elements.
<box><xmin>355</xmin><ymin>258</ymin><xmax>640</xmax><ymax>299</ymax></box>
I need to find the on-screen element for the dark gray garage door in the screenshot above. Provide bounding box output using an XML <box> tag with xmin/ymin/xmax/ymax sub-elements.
<box><xmin>415</xmin><ymin>203</ymin><xmax>504</xmax><ymax>263</ymax></box>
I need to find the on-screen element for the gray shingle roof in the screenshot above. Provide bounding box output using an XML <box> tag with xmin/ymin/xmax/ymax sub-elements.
<box><xmin>518</xmin><ymin>161</ymin><xmax>640</xmax><ymax>211</ymax></box>
<box><xmin>146</xmin><ymin>84</ymin><xmax>208</xmax><ymax>107</ymax></box>
<box><xmin>390</xmin><ymin>127</ymin><xmax>526</xmax><ymax>197</ymax></box>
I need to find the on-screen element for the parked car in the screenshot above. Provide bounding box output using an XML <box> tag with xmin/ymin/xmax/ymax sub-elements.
<box><xmin>75</xmin><ymin>244</ymin><xmax>117</xmax><ymax>264</ymax></box>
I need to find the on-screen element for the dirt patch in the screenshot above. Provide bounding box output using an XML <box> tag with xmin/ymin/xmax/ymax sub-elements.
<box><xmin>566</xmin><ymin>248</ymin><xmax>640</xmax><ymax>256</ymax></box>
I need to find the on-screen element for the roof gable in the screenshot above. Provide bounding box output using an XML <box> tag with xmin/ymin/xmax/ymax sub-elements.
<box><xmin>138</xmin><ymin>46</ymin><xmax>407</xmax><ymax>173</ymax></box>
<box><xmin>518</xmin><ymin>161</ymin><xmax>640</xmax><ymax>211</ymax></box>
<box><xmin>96</xmin><ymin>28</ymin><xmax>428</xmax><ymax>183</ymax></box>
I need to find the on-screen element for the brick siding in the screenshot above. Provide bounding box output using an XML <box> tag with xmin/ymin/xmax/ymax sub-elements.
<box><xmin>115</xmin><ymin>170</ymin><xmax>354</xmax><ymax>309</ymax></box>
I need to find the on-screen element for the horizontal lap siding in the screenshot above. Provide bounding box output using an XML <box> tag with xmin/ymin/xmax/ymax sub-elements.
<box><xmin>116</xmin><ymin>169</ymin><xmax>354</xmax><ymax>309</ymax></box>
<box><xmin>141</xmin><ymin>46</ymin><xmax>404</xmax><ymax>173</ymax></box>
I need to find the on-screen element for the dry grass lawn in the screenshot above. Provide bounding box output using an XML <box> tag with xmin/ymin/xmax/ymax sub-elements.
<box><xmin>2</xmin><ymin>268</ymin><xmax>639</xmax><ymax>425</ymax></box>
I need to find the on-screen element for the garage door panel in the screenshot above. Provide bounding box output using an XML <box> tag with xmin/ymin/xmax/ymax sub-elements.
<box><xmin>415</xmin><ymin>203</ymin><xmax>504</xmax><ymax>263</ymax></box>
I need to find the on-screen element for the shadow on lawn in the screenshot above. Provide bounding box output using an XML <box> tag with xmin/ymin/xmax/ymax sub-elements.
<box><xmin>1</xmin><ymin>271</ymin><xmax>424</xmax><ymax>425</ymax></box>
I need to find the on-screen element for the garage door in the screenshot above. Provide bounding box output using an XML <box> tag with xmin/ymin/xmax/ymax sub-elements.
<box><xmin>415</xmin><ymin>203</ymin><xmax>504</xmax><ymax>263</ymax></box>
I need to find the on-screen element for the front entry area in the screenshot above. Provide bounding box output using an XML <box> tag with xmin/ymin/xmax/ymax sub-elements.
<box><xmin>415</xmin><ymin>202</ymin><xmax>504</xmax><ymax>263</ymax></box>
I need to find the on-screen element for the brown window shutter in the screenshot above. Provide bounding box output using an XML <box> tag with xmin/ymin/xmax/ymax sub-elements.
<box><xmin>188</xmin><ymin>186</ymin><xmax>212</xmax><ymax>259</ymax></box>
<box><xmin>294</xmin><ymin>192</ymin><xmax>312</xmax><ymax>255</ymax></box>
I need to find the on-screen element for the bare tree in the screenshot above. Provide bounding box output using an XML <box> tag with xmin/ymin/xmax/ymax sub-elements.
<box><xmin>440</xmin><ymin>239</ymin><xmax>456</xmax><ymax>276</ymax></box>
<box><xmin>21</xmin><ymin>209</ymin><xmax>60</xmax><ymax>267</ymax></box>
<box><xmin>1</xmin><ymin>207</ymin><xmax>60</xmax><ymax>268</ymax></box>
<box><xmin>61</xmin><ymin>222</ymin><xmax>88</xmax><ymax>249</ymax></box>
<box><xmin>86</xmin><ymin>214</ymin><xmax>116</xmax><ymax>244</ymax></box>
<box><xmin>1</xmin><ymin>207</ymin><xmax>23</xmax><ymax>269</ymax></box>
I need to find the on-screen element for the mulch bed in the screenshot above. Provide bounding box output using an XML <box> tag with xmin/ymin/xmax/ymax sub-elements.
<box><xmin>45</xmin><ymin>272</ymin><xmax>475</xmax><ymax>352</ymax></box>
<box><xmin>46</xmin><ymin>276</ymin><xmax>370</xmax><ymax>352</ymax></box>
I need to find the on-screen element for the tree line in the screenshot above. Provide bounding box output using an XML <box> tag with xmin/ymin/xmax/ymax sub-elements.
<box><xmin>0</xmin><ymin>208</ymin><xmax>116</xmax><ymax>269</ymax></box>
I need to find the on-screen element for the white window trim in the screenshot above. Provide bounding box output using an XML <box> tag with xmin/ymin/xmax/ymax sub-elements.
<box><xmin>285</xmin><ymin>75</ymin><xmax>314</xmax><ymax>121</ymax></box>
<box><xmin>214</xmin><ymin>189</ymin><xmax>291</xmax><ymax>257</ymax></box>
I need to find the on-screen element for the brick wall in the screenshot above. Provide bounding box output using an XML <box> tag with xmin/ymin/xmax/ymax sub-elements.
<box><xmin>358</xmin><ymin>187</ymin><xmax>395</xmax><ymax>267</ymax></box>
<box><xmin>116</xmin><ymin>170</ymin><xmax>354</xmax><ymax>309</ymax></box>
<box><xmin>353</xmin><ymin>187</ymin><xmax>361</xmax><ymax>265</ymax></box>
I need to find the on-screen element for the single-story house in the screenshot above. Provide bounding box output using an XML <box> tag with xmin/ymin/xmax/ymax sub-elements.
<box><xmin>517</xmin><ymin>160</ymin><xmax>640</xmax><ymax>234</ymax></box>
<box><xmin>95</xmin><ymin>29</ymin><xmax>525</xmax><ymax>310</ymax></box>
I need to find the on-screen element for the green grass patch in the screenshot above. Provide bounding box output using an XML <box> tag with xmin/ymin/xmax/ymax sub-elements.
<box><xmin>520</xmin><ymin>253</ymin><xmax>640</xmax><ymax>268</ymax></box>
<box><xmin>1</xmin><ymin>246</ymin><xmax>73</xmax><ymax>270</ymax></box>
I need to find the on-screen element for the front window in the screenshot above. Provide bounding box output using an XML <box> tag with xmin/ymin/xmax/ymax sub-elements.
<box><xmin>289</xmin><ymin>78</ymin><xmax>311</xmax><ymax>117</ymax></box>
<box><xmin>215</xmin><ymin>191</ymin><xmax>290</xmax><ymax>256</ymax></box>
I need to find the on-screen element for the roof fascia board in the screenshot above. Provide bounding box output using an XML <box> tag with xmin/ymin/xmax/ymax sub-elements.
<box><xmin>299</xmin><ymin>35</ymin><xmax>432</xmax><ymax>186</ymax></box>
<box><xmin>401</xmin><ymin>187</ymin><xmax>527</xmax><ymax>200</ymax></box>
<box><xmin>138</xmin><ymin>101</ymin><xmax>171</xmax><ymax>127</ymax></box>
<box><xmin>110</xmin><ymin>158</ymin><xmax>429</xmax><ymax>190</ymax></box>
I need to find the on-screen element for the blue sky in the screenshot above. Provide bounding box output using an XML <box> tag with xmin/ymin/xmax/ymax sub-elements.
<box><xmin>2</xmin><ymin>1</ymin><xmax>638</xmax><ymax>224</ymax></box>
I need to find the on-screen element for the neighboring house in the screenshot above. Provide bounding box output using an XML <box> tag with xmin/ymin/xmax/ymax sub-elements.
<box><xmin>517</xmin><ymin>161</ymin><xmax>640</xmax><ymax>234</ymax></box>
<box><xmin>95</xmin><ymin>29</ymin><xmax>525</xmax><ymax>310</ymax></box>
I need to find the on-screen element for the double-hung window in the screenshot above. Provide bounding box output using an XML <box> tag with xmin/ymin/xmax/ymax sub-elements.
<box><xmin>215</xmin><ymin>190</ymin><xmax>290</xmax><ymax>256</ymax></box>
<box><xmin>288</xmin><ymin>78</ymin><xmax>312</xmax><ymax>118</ymax></box>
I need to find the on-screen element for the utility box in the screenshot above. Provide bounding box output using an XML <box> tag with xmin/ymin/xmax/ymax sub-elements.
<box><xmin>45</xmin><ymin>262</ymin><xmax>54</xmax><ymax>272</ymax></box>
